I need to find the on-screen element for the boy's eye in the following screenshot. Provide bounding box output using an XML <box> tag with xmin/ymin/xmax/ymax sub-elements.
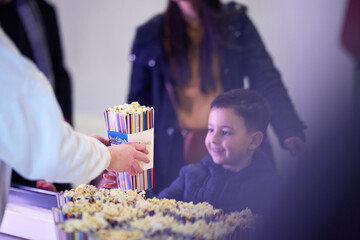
<box><xmin>207</xmin><ymin>128</ymin><xmax>214</xmax><ymax>133</ymax></box>
<box><xmin>222</xmin><ymin>131</ymin><xmax>231</xmax><ymax>136</ymax></box>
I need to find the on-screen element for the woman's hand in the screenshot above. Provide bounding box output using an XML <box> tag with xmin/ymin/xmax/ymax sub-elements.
<box><xmin>284</xmin><ymin>136</ymin><xmax>305</xmax><ymax>157</ymax></box>
<box><xmin>36</xmin><ymin>180</ymin><xmax>56</xmax><ymax>191</ymax></box>
<box><xmin>107</xmin><ymin>142</ymin><xmax>149</xmax><ymax>175</ymax></box>
<box><xmin>102</xmin><ymin>170</ymin><xmax>117</xmax><ymax>188</ymax></box>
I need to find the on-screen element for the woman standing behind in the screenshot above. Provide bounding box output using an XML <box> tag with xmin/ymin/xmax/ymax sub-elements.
<box><xmin>128</xmin><ymin>0</ymin><xmax>306</xmax><ymax>194</ymax></box>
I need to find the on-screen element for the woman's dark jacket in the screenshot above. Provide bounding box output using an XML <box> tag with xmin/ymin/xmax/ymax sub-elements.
<box><xmin>128</xmin><ymin>2</ymin><xmax>305</xmax><ymax>193</ymax></box>
<box><xmin>158</xmin><ymin>150</ymin><xmax>279</xmax><ymax>214</ymax></box>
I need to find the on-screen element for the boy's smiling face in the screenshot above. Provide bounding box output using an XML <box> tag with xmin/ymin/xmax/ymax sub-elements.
<box><xmin>205</xmin><ymin>107</ymin><xmax>258</xmax><ymax>171</ymax></box>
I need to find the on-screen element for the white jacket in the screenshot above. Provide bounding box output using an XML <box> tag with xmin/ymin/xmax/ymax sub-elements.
<box><xmin>0</xmin><ymin>27</ymin><xmax>111</xmax><ymax>225</ymax></box>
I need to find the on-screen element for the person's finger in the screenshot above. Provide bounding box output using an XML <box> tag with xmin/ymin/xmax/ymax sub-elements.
<box><xmin>37</xmin><ymin>181</ymin><xmax>47</xmax><ymax>188</ymax></box>
<box><xmin>104</xmin><ymin>171</ymin><xmax>116</xmax><ymax>178</ymax></box>
<box><xmin>292</xmin><ymin>146</ymin><xmax>300</xmax><ymax>156</ymax></box>
<box><xmin>295</xmin><ymin>140</ymin><xmax>305</xmax><ymax>152</ymax></box>
<box><xmin>291</xmin><ymin>144</ymin><xmax>299</xmax><ymax>157</ymax></box>
<box><xmin>285</xmin><ymin>141</ymin><xmax>295</xmax><ymax>151</ymax></box>
<box><xmin>106</xmin><ymin>169</ymin><xmax>116</xmax><ymax>175</ymax></box>
<box><xmin>103</xmin><ymin>173</ymin><xmax>116</xmax><ymax>181</ymax></box>
<box><xmin>104</xmin><ymin>182</ymin><xmax>118</xmax><ymax>189</ymax></box>
<box><xmin>135</xmin><ymin>151</ymin><xmax>150</xmax><ymax>163</ymax></box>
<box><xmin>37</xmin><ymin>182</ymin><xmax>56</xmax><ymax>191</ymax></box>
<box><xmin>132</xmin><ymin>161</ymin><xmax>144</xmax><ymax>174</ymax></box>
<box><xmin>133</xmin><ymin>143</ymin><xmax>149</xmax><ymax>154</ymax></box>
<box><xmin>284</xmin><ymin>140</ymin><xmax>297</xmax><ymax>155</ymax></box>
<box><xmin>127</xmin><ymin>168</ymin><xmax>137</xmax><ymax>176</ymax></box>
<box><xmin>293</xmin><ymin>142</ymin><xmax>305</xmax><ymax>157</ymax></box>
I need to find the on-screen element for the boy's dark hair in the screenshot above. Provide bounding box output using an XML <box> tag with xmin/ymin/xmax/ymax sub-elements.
<box><xmin>211</xmin><ymin>89</ymin><xmax>271</xmax><ymax>133</ymax></box>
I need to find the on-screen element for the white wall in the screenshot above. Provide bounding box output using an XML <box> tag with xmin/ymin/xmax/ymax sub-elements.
<box><xmin>49</xmin><ymin>0</ymin><xmax>354</xmax><ymax>174</ymax></box>
<box><xmin>48</xmin><ymin>0</ymin><xmax>168</xmax><ymax>136</ymax></box>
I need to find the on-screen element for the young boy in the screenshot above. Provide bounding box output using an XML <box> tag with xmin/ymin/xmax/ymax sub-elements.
<box><xmin>157</xmin><ymin>88</ymin><xmax>279</xmax><ymax>214</ymax></box>
<box><xmin>103</xmin><ymin>89</ymin><xmax>278</xmax><ymax>213</ymax></box>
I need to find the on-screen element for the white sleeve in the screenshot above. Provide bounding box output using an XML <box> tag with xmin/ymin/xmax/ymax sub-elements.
<box><xmin>0</xmin><ymin>28</ymin><xmax>111</xmax><ymax>184</ymax></box>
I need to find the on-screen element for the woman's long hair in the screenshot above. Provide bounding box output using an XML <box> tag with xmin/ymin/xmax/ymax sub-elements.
<box><xmin>164</xmin><ymin>0</ymin><xmax>222</xmax><ymax>93</ymax></box>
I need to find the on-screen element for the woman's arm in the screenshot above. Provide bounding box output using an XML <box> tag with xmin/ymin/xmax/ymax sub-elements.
<box><xmin>240</xmin><ymin>14</ymin><xmax>306</xmax><ymax>146</ymax></box>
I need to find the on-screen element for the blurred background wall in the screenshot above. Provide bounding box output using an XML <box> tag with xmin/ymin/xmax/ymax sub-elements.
<box><xmin>48</xmin><ymin>0</ymin><xmax>354</xmax><ymax>174</ymax></box>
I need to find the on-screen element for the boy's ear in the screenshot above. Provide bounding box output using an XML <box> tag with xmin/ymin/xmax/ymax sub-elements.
<box><xmin>249</xmin><ymin>131</ymin><xmax>263</xmax><ymax>150</ymax></box>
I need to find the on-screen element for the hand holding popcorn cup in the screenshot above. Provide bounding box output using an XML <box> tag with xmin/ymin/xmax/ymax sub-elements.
<box><xmin>107</xmin><ymin>142</ymin><xmax>149</xmax><ymax>175</ymax></box>
<box><xmin>104</xmin><ymin>102</ymin><xmax>154</xmax><ymax>192</ymax></box>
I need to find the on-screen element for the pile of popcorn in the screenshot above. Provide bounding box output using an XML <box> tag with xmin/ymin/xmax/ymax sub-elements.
<box><xmin>107</xmin><ymin>101</ymin><xmax>150</xmax><ymax>115</ymax></box>
<box><xmin>54</xmin><ymin>184</ymin><xmax>258</xmax><ymax>240</ymax></box>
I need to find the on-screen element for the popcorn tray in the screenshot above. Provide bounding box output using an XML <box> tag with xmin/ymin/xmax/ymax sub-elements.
<box><xmin>53</xmin><ymin>185</ymin><xmax>256</xmax><ymax>240</ymax></box>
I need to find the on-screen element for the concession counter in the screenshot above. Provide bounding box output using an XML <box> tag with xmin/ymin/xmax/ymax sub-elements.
<box><xmin>0</xmin><ymin>185</ymin><xmax>57</xmax><ymax>240</ymax></box>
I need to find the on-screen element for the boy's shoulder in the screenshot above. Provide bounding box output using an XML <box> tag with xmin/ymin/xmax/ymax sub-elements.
<box><xmin>180</xmin><ymin>155</ymin><xmax>214</xmax><ymax>176</ymax></box>
<box><xmin>250</xmin><ymin>149</ymin><xmax>277</xmax><ymax>173</ymax></box>
<box><xmin>233</xmin><ymin>149</ymin><xmax>279</xmax><ymax>183</ymax></box>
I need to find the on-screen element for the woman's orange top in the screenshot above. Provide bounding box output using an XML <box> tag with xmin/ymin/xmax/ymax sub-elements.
<box><xmin>176</xmin><ymin>22</ymin><xmax>223</xmax><ymax>129</ymax></box>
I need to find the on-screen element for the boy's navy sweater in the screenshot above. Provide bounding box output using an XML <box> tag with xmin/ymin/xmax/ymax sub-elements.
<box><xmin>158</xmin><ymin>150</ymin><xmax>279</xmax><ymax>214</ymax></box>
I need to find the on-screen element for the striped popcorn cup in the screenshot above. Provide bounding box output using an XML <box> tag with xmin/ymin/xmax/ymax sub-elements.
<box><xmin>104</xmin><ymin>102</ymin><xmax>154</xmax><ymax>192</ymax></box>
